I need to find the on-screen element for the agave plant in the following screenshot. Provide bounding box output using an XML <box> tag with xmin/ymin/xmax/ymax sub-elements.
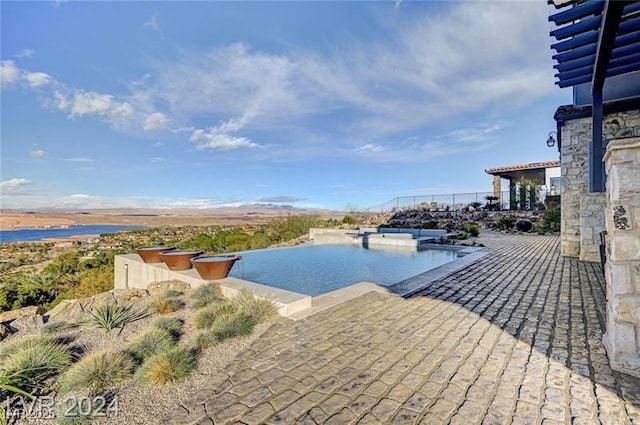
<box><xmin>90</xmin><ymin>303</ymin><xmax>147</xmax><ymax>332</ymax></box>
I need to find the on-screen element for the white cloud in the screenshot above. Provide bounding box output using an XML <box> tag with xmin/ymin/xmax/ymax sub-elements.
<box><xmin>144</xmin><ymin>112</ymin><xmax>168</xmax><ymax>131</ymax></box>
<box><xmin>144</xmin><ymin>13</ymin><xmax>160</xmax><ymax>32</ymax></box>
<box><xmin>15</xmin><ymin>49</ymin><xmax>36</xmax><ymax>59</ymax></box>
<box><xmin>0</xmin><ymin>178</ymin><xmax>33</xmax><ymax>195</ymax></box>
<box><xmin>356</xmin><ymin>144</ymin><xmax>385</xmax><ymax>153</ymax></box>
<box><xmin>256</xmin><ymin>196</ymin><xmax>305</xmax><ymax>203</ymax></box>
<box><xmin>68</xmin><ymin>91</ymin><xmax>113</xmax><ymax>117</ymax></box>
<box><xmin>190</xmin><ymin>112</ymin><xmax>259</xmax><ymax>151</ymax></box>
<box><xmin>25</xmin><ymin>72</ymin><xmax>53</xmax><ymax>88</ymax></box>
<box><xmin>30</xmin><ymin>150</ymin><xmax>46</xmax><ymax>158</ymax></box>
<box><xmin>190</xmin><ymin>129</ymin><xmax>257</xmax><ymax>151</ymax></box>
<box><xmin>61</xmin><ymin>157</ymin><xmax>93</xmax><ymax>163</ymax></box>
<box><xmin>0</xmin><ymin>60</ymin><xmax>20</xmax><ymax>89</ymax></box>
<box><xmin>151</xmin><ymin>157</ymin><xmax>166</xmax><ymax>163</ymax></box>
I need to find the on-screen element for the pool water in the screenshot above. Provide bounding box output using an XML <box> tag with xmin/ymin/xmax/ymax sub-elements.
<box><xmin>228</xmin><ymin>244</ymin><xmax>458</xmax><ymax>296</ymax></box>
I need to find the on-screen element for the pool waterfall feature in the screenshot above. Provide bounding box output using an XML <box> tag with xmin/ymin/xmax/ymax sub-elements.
<box><xmin>114</xmin><ymin>228</ymin><xmax>486</xmax><ymax>319</ymax></box>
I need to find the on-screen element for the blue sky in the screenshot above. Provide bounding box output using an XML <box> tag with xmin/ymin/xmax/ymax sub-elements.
<box><xmin>1</xmin><ymin>1</ymin><xmax>571</xmax><ymax>211</ymax></box>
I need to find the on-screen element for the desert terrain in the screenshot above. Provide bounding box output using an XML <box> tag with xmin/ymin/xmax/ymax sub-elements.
<box><xmin>0</xmin><ymin>206</ymin><xmax>340</xmax><ymax>231</ymax></box>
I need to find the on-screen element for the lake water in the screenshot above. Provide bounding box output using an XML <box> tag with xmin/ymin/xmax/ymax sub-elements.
<box><xmin>229</xmin><ymin>244</ymin><xmax>458</xmax><ymax>296</ymax></box>
<box><xmin>0</xmin><ymin>225</ymin><xmax>142</xmax><ymax>244</ymax></box>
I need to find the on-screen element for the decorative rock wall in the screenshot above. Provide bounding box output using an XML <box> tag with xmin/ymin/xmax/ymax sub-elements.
<box><xmin>579</xmin><ymin>193</ymin><xmax>606</xmax><ymax>262</ymax></box>
<box><xmin>603</xmin><ymin>136</ymin><xmax>640</xmax><ymax>378</ymax></box>
<box><xmin>561</xmin><ymin>109</ymin><xmax>640</xmax><ymax>259</ymax></box>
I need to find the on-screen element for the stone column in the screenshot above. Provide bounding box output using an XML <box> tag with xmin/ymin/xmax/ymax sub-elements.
<box><xmin>602</xmin><ymin>136</ymin><xmax>640</xmax><ymax>378</ymax></box>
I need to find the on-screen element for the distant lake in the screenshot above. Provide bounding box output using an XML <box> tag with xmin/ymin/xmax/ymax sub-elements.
<box><xmin>0</xmin><ymin>225</ymin><xmax>142</xmax><ymax>244</ymax></box>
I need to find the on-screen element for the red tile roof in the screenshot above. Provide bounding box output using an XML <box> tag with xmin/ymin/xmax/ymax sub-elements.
<box><xmin>485</xmin><ymin>160</ymin><xmax>560</xmax><ymax>175</ymax></box>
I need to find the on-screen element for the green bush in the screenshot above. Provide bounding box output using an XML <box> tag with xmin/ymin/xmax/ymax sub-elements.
<box><xmin>135</xmin><ymin>347</ymin><xmax>195</xmax><ymax>385</ymax></box>
<box><xmin>191</xmin><ymin>283</ymin><xmax>223</xmax><ymax>309</ymax></box>
<box><xmin>148</xmin><ymin>296</ymin><xmax>185</xmax><ymax>314</ymax></box>
<box><xmin>496</xmin><ymin>215</ymin><xmax>517</xmax><ymax>230</ymax></box>
<box><xmin>465</xmin><ymin>224</ymin><xmax>480</xmax><ymax>237</ymax></box>
<box><xmin>42</xmin><ymin>320</ymin><xmax>79</xmax><ymax>334</ymax></box>
<box><xmin>192</xmin><ymin>302</ymin><xmax>236</xmax><ymax>329</ymax></box>
<box><xmin>153</xmin><ymin>317</ymin><xmax>184</xmax><ymax>337</ymax></box>
<box><xmin>0</xmin><ymin>335</ymin><xmax>71</xmax><ymax>391</ymax></box>
<box><xmin>342</xmin><ymin>215</ymin><xmax>357</xmax><ymax>225</ymax></box>
<box><xmin>232</xmin><ymin>289</ymin><xmax>278</xmax><ymax>324</ymax></box>
<box><xmin>209</xmin><ymin>311</ymin><xmax>254</xmax><ymax>341</ymax></box>
<box><xmin>543</xmin><ymin>207</ymin><xmax>561</xmax><ymax>231</ymax></box>
<box><xmin>59</xmin><ymin>351</ymin><xmax>136</xmax><ymax>393</ymax></box>
<box><xmin>127</xmin><ymin>328</ymin><xmax>176</xmax><ymax>361</ymax></box>
<box><xmin>90</xmin><ymin>303</ymin><xmax>147</xmax><ymax>332</ymax></box>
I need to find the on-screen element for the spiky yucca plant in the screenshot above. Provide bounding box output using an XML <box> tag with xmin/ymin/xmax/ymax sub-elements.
<box><xmin>192</xmin><ymin>302</ymin><xmax>236</xmax><ymax>329</ymax></box>
<box><xmin>127</xmin><ymin>328</ymin><xmax>176</xmax><ymax>361</ymax></box>
<box><xmin>135</xmin><ymin>347</ymin><xmax>195</xmax><ymax>385</ymax></box>
<box><xmin>190</xmin><ymin>282</ymin><xmax>223</xmax><ymax>309</ymax></box>
<box><xmin>232</xmin><ymin>289</ymin><xmax>278</xmax><ymax>324</ymax></box>
<box><xmin>58</xmin><ymin>351</ymin><xmax>136</xmax><ymax>393</ymax></box>
<box><xmin>90</xmin><ymin>303</ymin><xmax>147</xmax><ymax>331</ymax></box>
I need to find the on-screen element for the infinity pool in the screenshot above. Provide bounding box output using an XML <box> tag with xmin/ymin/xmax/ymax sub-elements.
<box><xmin>228</xmin><ymin>244</ymin><xmax>458</xmax><ymax>296</ymax></box>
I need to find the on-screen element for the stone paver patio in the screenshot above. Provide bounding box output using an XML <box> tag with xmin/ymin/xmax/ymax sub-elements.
<box><xmin>167</xmin><ymin>233</ymin><xmax>640</xmax><ymax>424</ymax></box>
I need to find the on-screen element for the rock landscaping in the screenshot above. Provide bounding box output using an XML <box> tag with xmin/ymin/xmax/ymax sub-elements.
<box><xmin>0</xmin><ymin>281</ymin><xmax>278</xmax><ymax>425</ymax></box>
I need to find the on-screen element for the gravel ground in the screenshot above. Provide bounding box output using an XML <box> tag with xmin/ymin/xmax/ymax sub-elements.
<box><xmin>4</xmin><ymin>287</ymin><xmax>276</xmax><ymax>425</ymax></box>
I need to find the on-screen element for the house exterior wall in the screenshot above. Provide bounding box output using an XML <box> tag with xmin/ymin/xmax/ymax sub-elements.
<box><xmin>560</xmin><ymin>109</ymin><xmax>640</xmax><ymax>259</ymax></box>
<box><xmin>603</xmin><ymin>136</ymin><xmax>640</xmax><ymax>378</ymax></box>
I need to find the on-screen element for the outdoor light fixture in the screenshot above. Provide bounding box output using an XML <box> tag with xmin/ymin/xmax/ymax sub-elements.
<box><xmin>547</xmin><ymin>131</ymin><xmax>557</xmax><ymax>148</ymax></box>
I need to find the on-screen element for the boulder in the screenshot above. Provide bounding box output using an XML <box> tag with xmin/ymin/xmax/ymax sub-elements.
<box><xmin>10</xmin><ymin>314</ymin><xmax>44</xmax><ymax>332</ymax></box>
<box><xmin>45</xmin><ymin>299</ymin><xmax>86</xmax><ymax>322</ymax></box>
<box><xmin>112</xmin><ymin>288</ymin><xmax>149</xmax><ymax>303</ymax></box>
<box><xmin>516</xmin><ymin>219</ymin><xmax>533</xmax><ymax>232</ymax></box>
<box><xmin>147</xmin><ymin>280</ymin><xmax>191</xmax><ymax>296</ymax></box>
<box><xmin>0</xmin><ymin>323</ymin><xmax>14</xmax><ymax>341</ymax></box>
<box><xmin>0</xmin><ymin>305</ymin><xmax>45</xmax><ymax>324</ymax></box>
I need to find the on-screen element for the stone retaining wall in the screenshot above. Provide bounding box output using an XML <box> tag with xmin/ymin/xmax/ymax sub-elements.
<box><xmin>603</xmin><ymin>136</ymin><xmax>640</xmax><ymax>378</ymax></box>
<box><xmin>579</xmin><ymin>193</ymin><xmax>606</xmax><ymax>262</ymax></box>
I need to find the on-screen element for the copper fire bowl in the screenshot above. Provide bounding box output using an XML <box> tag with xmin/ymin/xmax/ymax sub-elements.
<box><xmin>136</xmin><ymin>246</ymin><xmax>177</xmax><ymax>263</ymax></box>
<box><xmin>191</xmin><ymin>255</ymin><xmax>242</xmax><ymax>280</ymax></box>
<box><xmin>159</xmin><ymin>250</ymin><xmax>203</xmax><ymax>271</ymax></box>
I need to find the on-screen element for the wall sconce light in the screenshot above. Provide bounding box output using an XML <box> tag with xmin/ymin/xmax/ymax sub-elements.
<box><xmin>547</xmin><ymin>131</ymin><xmax>557</xmax><ymax>148</ymax></box>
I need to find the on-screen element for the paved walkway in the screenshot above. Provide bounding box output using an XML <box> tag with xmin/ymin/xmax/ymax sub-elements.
<box><xmin>167</xmin><ymin>233</ymin><xmax>640</xmax><ymax>424</ymax></box>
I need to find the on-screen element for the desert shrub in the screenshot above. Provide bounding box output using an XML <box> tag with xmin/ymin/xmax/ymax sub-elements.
<box><xmin>542</xmin><ymin>207</ymin><xmax>561</xmax><ymax>231</ymax></box>
<box><xmin>42</xmin><ymin>320</ymin><xmax>79</xmax><ymax>334</ymax></box>
<box><xmin>191</xmin><ymin>282</ymin><xmax>223</xmax><ymax>309</ymax></box>
<box><xmin>210</xmin><ymin>311</ymin><xmax>254</xmax><ymax>341</ymax></box>
<box><xmin>0</xmin><ymin>335</ymin><xmax>71</xmax><ymax>391</ymax></box>
<box><xmin>127</xmin><ymin>328</ymin><xmax>176</xmax><ymax>361</ymax></box>
<box><xmin>64</xmin><ymin>268</ymin><xmax>114</xmax><ymax>300</ymax></box>
<box><xmin>148</xmin><ymin>296</ymin><xmax>185</xmax><ymax>314</ymax></box>
<box><xmin>153</xmin><ymin>317</ymin><xmax>184</xmax><ymax>338</ymax></box>
<box><xmin>162</xmin><ymin>289</ymin><xmax>183</xmax><ymax>298</ymax></box>
<box><xmin>194</xmin><ymin>331</ymin><xmax>220</xmax><ymax>350</ymax></box>
<box><xmin>496</xmin><ymin>215</ymin><xmax>517</xmax><ymax>230</ymax></box>
<box><xmin>90</xmin><ymin>303</ymin><xmax>147</xmax><ymax>332</ymax></box>
<box><xmin>231</xmin><ymin>289</ymin><xmax>278</xmax><ymax>324</ymax></box>
<box><xmin>192</xmin><ymin>302</ymin><xmax>236</xmax><ymax>329</ymax></box>
<box><xmin>135</xmin><ymin>347</ymin><xmax>195</xmax><ymax>385</ymax></box>
<box><xmin>342</xmin><ymin>215</ymin><xmax>357</xmax><ymax>225</ymax></box>
<box><xmin>421</xmin><ymin>221</ymin><xmax>438</xmax><ymax>229</ymax></box>
<box><xmin>465</xmin><ymin>224</ymin><xmax>480</xmax><ymax>237</ymax></box>
<box><xmin>59</xmin><ymin>351</ymin><xmax>136</xmax><ymax>393</ymax></box>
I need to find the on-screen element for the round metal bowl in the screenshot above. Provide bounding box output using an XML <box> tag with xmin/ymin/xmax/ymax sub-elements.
<box><xmin>136</xmin><ymin>246</ymin><xmax>176</xmax><ymax>263</ymax></box>
<box><xmin>191</xmin><ymin>255</ymin><xmax>242</xmax><ymax>280</ymax></box>
<box><xmin>159</xmin><ymin>250</ymin><xmax>203</xmax><ymax>271</ymax></box>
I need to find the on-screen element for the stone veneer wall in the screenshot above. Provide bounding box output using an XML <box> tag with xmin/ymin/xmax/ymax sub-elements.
<box><xmin>579</xmin><ymin>193</ymin><xmax>606</xmax><ymax>262</ymax></box>
<box><xmin>561</xmin><ymin>109</ymin><xmax>640</xmax><ymax>259</ymax></box>
<box><xmin>603</xmin><ymin>136</ymin><xmax>640</xmax><ymax>378</ymax></box>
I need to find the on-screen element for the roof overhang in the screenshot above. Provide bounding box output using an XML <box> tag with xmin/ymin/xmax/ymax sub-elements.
<box><xmin>550</xmin><ymin>1</ymin><xmax>640</xmax><ymax>89</ymax></box>
<box><xmin>485</xmin><ymin>161</ymin><xmax>561</xmax><ymax>176</ymax></box>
